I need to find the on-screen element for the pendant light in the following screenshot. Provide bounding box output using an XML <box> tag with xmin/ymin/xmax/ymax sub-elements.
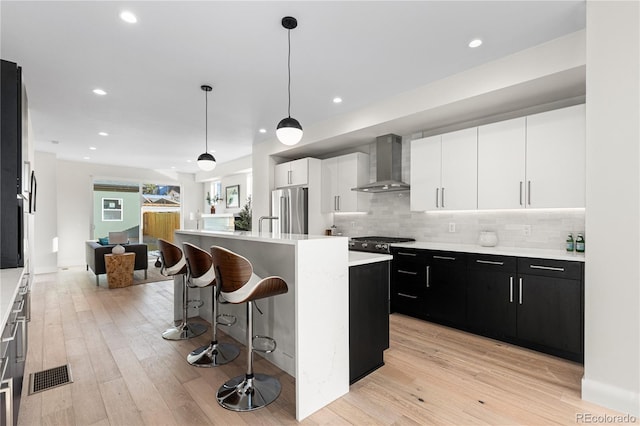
<box><xmin>276</xmin><ymin>16</ymin><xmax>303</xmax><ymax>146</ymax></box>
<box><xmin>197</xmin><ymin>84</ymin><xmax>216</xmax><ymax>171</ymax></box>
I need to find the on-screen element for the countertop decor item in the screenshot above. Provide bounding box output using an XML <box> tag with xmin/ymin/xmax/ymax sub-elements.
<box><xmin>478</xmin><ymin>231</ymin><xmax>498</xmax><ymax>247</ymax></box>
<box><xmin>197</xmin><ymin>84</ymin><xmax>216</xmax><ymax>171</ymax></box>
<box><xmin>111</xmin><ymin>243</ymin><xmax>125</xmax><ymax>254</ymax></box>
<box><xmin>276</xmin><ymin>16</ymin><xmax>303</xmax><ymax>146</ymax></box>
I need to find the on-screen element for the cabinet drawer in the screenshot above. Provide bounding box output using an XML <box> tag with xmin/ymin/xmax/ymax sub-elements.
<box><xmin>517</xmin><ymin>257</ymin><xmax>583</xmax><ymax>280</ymax></box>
<box><xmin>391</xmin><ymin>282</ymin><xmax>424</xmax><ymax>315</ymax></box>
<box><xmin>467</xmin><ymin>254</ymin><xmax>517</xmax><ymax>272</ymax></box>
<box><xmin>425</xmin><ymin>250</ymin><xmax>466</xmax><ymax>266</ymax></box>
<box><xmin>392</xmin><ymin>248</ymin><xmax>426</xmax><ymax>263</ymax></box>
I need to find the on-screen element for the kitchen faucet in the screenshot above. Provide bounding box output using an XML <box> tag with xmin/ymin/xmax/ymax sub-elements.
<box><xmin>258</xmin><ymin>216</ymin><xmax>279</xmax><ymax>233</ymax></box>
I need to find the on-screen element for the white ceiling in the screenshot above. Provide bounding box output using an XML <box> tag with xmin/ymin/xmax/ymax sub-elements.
<box><xmin>1</xmin><ymin>1</ymin><xmax>585</xmax><ymax>173</ymax></box>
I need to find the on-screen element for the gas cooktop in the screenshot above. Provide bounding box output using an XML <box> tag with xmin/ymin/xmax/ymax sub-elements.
<box><xmin>349</xmin><ymin>236</ymin><xmax>415</xmax><ymax>253</ymax></box>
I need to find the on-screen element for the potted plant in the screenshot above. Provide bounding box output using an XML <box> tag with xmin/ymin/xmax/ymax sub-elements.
<box><xmin>206</xmin><ymin>192</ymin><xmax>224</xmax><ymax>214</ymax></box>
<box><xmin>235</xmin><ymin>196</ymin><xmax>252</xmax><ymax>231</ymax></box>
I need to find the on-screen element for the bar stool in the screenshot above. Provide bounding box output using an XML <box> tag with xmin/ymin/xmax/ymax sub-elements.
<box><xmin>211</xmin><ymin>246</ymin><xmax>288</xmax><ymax>412</ymax></box>
<box><xmin>158</xmin><ymin>239</ymin><xmax>207</xmax><ymax>340</ymax></box>
<box><xmin>182</xmin><ymin>242</ymin><xmax>240</xmax><ymax>367</ymax></box>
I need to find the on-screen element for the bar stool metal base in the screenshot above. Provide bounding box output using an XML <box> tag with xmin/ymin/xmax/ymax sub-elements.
<box><xmin>216</xmin><ymin>373</ymin><xmax>281</xmax><ymax>411</ymax></box>
<box><xmin>162</xmin><ymin>322</ymin><xmax>207</xmax><ymax>340</ymax></box>
<box><xmin>187</xmin><ymin>341</ymin><xmax>239</xmax><ymax>367</ymax></box>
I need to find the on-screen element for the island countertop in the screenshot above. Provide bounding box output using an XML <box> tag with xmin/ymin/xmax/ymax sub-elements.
<box><xmin>348</xmin><ymin>251</ymin><xmax>393</xmax><ymax>267</ymax></box>
<box><xmin>177</xmin><ymin>228</ymin><xmax>344</xmax><ymax>245</ymax></box>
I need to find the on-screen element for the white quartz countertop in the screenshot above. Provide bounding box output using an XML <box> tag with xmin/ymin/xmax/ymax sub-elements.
<box><xmin>391</xmin><ymin>241</ymin><xmax>585</xmax><ymax>262</ymax></box>
<box><xmin>176</xmin><ymin>229</ymin><xmax>345</xmax><ymax>245</ymax></box>
<box><xmin>1</xmin><ymin>267</ymin><xmax>24</xmax><ymax>329</ymax></box>
<box><xmin>348</xmin><ymin>251</ymin><xmax>393</xmax><ymax>267</ymax></box>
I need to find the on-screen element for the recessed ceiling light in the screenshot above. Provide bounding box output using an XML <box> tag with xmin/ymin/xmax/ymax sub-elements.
<box><xmin>209</xmin><ymin>149</ymin><xmax>216</xmax><ymax>153</ymax></box>
<box><xmin>468</xmin><ymin>39</ymin><xmax>483</xmax><ymax>48</ymax></box>
<box><xmin>83</xmin><ymin>156</ymin><xmax>90</xmax><ymax>160</ymax></box>
<box><xmin>93</xmin><ymin>88</ymin><xmax>107</xmax><ymax>96</ymax></box>
<box><xmin>98</xmin><ymin>132</ymin><xmax>108</xmax><ymax>136</ymax></box>
<box><xmin>333</xmin><ymin>97</ymin><xmax>343</xmax><ymax>104</ymax></box>
<box><xmin>171</xmin><ymin>166</ymin><xmax>176</xmax><ymax>169</ymax></box>
<box><xmin>120</xmin><ymin>11</ymin><xmax>137</xmax><ymax>24</ymax></box>
<box><xmin>186</xmin><ymin>159</ymin><xmax>192</xmax><ymax>163</ymax></box>
<box><xmin>89</xmin><ymin>147</ymin><xmax>97</xmax><ymax>150</ymax></box>
<box><xmin>259</xmin><ymin>128</ymin><xmax>267</xmax><ymax>134</ymax></box>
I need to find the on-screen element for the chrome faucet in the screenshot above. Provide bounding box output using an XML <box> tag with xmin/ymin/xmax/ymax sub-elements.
<box><xmin>258</xmin><ymin>216</ymin><xmax>279</xmax><ymax>233</ymax></box>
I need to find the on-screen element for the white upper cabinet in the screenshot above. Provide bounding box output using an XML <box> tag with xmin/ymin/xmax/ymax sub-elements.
<box><xmin>275</xmin><ymin>158</ymin><xmax>310</xmax><ymax>188</ymax></box>
<box><xmin>525</xmin><ymin>104</ymin><xmax>585</xmax><ymax>208</ymax></box>
<box><xmin>410</xmin><ymin>128</ymin><xmax>477</xmax><ymax>211</ymax></box>
<box><xmin>478</xmin><ymin>117</ymin><xmax>527</xmax><ymax>209</ymax></box>
<box><xmin>478</xmin><ymin>104</ymin><xmax>585</xmax><ymax>209</ymax></box>
<box><xmin>321</xmin><ymin>152</ymin><xmax>370</xmax><ymax>213</ymax></box>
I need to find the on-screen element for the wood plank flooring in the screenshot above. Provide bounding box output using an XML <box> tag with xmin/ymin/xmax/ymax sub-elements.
<box><xmin>18</xmin><ymin>266</ymin><xmax>627</xmax><ymax>425</ymax></box>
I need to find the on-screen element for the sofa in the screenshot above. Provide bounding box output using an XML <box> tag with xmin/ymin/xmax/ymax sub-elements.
<box><xmin>86</xmin><ymin>240</ymin><xmax>148</xmax><ymax>286</ymax></box>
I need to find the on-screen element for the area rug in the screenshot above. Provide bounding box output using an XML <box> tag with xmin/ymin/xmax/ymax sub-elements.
<box><xmin>131</xmin><ymin>261</ymin><xmax>173</xmax><ymax>285</ymax></box>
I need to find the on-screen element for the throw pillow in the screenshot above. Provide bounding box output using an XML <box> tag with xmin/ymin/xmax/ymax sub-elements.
<box><xmin>98</xmin><ymin>237</ymin><xmax>109</xmax><ymax>245</ymax></box>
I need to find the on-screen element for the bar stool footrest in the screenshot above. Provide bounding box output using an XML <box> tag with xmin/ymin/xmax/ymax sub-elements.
<box><xmin>217</xmin><ymin>314</ymin><xmax>236</xmax><ymax>327</ymax></box>
<box><xmin>187</xmin><ymin>299</ymin><xmax>204</xmax><ymax>309</ymax></box>
<box><xmin>252</xmin><ymin>335</ymin><xmax>276</xmax><ymax>353</ymax></box>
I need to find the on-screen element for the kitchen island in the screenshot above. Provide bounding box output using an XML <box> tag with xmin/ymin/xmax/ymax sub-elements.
<box><xmin>173</xmin><ymin>229</ymin><xmax>350</xmax><ymax>421</ymax></box>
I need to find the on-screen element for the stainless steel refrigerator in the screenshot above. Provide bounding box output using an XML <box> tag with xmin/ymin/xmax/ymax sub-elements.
<box><xmin>271</xmin><ymin>187</ymin><xmax>308</xmax><ymax>234</ymax></box>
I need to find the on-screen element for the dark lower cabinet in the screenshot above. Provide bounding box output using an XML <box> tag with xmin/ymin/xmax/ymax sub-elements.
<box><xmin>392</xmin><ymin>248</ymin><xmax>584</xmax><ymax>362</ymax></box>
<box><xmin>467</xmin><ymin>255</ymin><xmax>518</xmax><ymax>339</ymax></box>
<box><xmin>349</xmin><ymin>261</ymin><xmax>390</xmax><ymax>384</ymax></box>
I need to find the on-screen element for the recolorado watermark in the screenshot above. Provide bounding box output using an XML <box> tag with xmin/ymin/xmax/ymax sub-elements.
<box><xmin>576</xmin><ymin>413</ymin><xmax>638</xmax><ymax>424</ymax></box>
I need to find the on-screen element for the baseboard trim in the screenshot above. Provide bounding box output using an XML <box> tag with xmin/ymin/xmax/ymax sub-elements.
<box><xmin>582</xmin><ymin>377</ymin><xmax>640</xmax><ymax>417</ymax></box>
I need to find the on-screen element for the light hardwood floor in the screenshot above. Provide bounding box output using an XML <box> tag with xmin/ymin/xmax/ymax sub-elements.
<box><xmin>17</xmin><ymin>267</ymin><xmax>629</xmax><ymax>425</ymax></box>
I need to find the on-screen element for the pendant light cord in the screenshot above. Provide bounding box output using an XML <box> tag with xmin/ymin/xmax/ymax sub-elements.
<box><xmin>287</xmin><ymin>28</ymin><xmax>291</xmax><ymax>118</ymax></box>
<box><xmin>204</xmin><ymin>89</ymin><xmax>209</xmax><ymax>152</ymax></box>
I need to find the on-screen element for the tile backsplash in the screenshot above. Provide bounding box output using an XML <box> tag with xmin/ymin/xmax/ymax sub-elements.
<box><xmin>332</xmin><ymin>137</ymin><xmax>585</xmax><ymax>250</ymax></box>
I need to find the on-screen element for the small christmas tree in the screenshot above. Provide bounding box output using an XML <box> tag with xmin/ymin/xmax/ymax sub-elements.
<box><xmin>235</xmin><ymin>196</ymin><xmax>252</xmax><ymax>231</ymax></box>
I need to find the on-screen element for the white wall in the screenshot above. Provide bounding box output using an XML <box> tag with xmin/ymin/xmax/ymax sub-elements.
<box><xmin>36</xmin><ymin>154</ymin><xmax>201</xmax><ymax>269</ymax></box>
<box><xmin>582</xmin><ymin>1</ymin><xmax>640</xmax><ymax>416</ymax></box>
<box><xmin>33</xmin><ymin>151</ymin><xmax>58</xmax><ymax>273</ymax></box>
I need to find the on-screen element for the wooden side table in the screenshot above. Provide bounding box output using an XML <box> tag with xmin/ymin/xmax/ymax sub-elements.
<box><xmin>104</xmin><ymin>252</ymin><xmax>136</xmax><ymax>288</ymax></box>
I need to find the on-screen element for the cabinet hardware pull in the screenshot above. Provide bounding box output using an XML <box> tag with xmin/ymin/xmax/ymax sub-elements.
<box><xmin>527</xmin><ymin>180</ymin><xmax>531</xmax><ymax>205</ymax></box>
<box><xmin>16</xmin><ymin>317</ymin><xmax>26</xmax><ymax>362</ymax></box>
<box><xmin>12</xmin><ymin>299</ymin><xmax>24</xmax><ymax>314</ymax></box>
<box><xmin>519</xmin><ymin>181</ymin><xmax>523</xmax><ymax>206</ymax></box>
<box><xmin>476</xmin><ymin>259</ymin><xmax>504</xmax><ymax>266</ymax></box>
<box><xmin>436</xmin><ymin>188</ymin><xmax>439</xmax><ymax>208</ymax></box>
<box><xmin>398</xmin><ymin>269</ymin><xmax>417</xmax><ymax>275</ymax></box>
<box><xmin>530</xmin><ymin>265</ymin><xmax>565</xmax><ymax>272</ymax></box>
<box><xmin>509</xmin><ymin>277</ymin><xmax>514</xmax><ymax>303</ymax></box>
<box><xmin>0</xmin><ymin>357</ymin><xmax>7</xmax><ymax>382</ymax></box>
<box><xmin>2</xmin><ymin>320</ymin><xmax>18</xmax><ymax>343</ymax></box>
<box><xmin>441</xmin><ymin>187</ymin><xmax>445</xmax><ymax>208</ymax></box>
<box><xmin>426</xmin><ymin>266</ymin><xmax>430</xmax><ymax>287</ymax></box>
<box><xmin>397</xmin><ymin>252</ymin><xmax>416</xmax><ymax>257</ymax></box>
<box><xmin>337</xmin><ymin>196</ymin><xmax>340</xmax><ymax>211</ymax></box>
<box><xmin>397</xmin><ymin>293</ymin><xmax>418</xmax><ymax>299</ymax></box>
<box><xmin>334</xmin><ymin>196</ymin><xmax>338</xmax><ymax>211</ymax></box>
<box><xmin>433</xmin><ymin>255</ymin><xmax>456</xmax><ymax>261</ymax></box>
<box><xmin>519</xmin><ymin>278</ymin><xmax>523</xmax><ymax>305</ymax></box>
<box><xmin>1</xmin><ymin>376</ymin><xmax>13</xmax><ymax>426</ymax></box>
<box><xmin>288</xmin><ymin>170</ymin><xmax>292</xmax><ymax>184</ymax></box>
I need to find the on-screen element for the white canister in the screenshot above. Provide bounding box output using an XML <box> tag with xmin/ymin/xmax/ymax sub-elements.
<box><xmin>112</xmin><ymin>244</ymin><xmax>125</xmax><ymax>254</ymax></box>
<box><xmin>478</xmin><ymin>231</ymin><xmax>498</xmax><ymax>247</ymax></box>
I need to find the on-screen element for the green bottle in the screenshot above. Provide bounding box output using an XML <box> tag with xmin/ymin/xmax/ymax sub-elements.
<box><xmin>566</xmin><ymin>233</ymin><xmax>574</xmax><ymax>252</ymax></box>
<box><xmin>575</xmin><ymin>234</ymin><xmax>585</xmax><ymax>253</ymax></box>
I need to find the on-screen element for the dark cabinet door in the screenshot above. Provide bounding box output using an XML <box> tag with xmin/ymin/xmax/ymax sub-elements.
<box><xmin>349</xmin><ymin>261</ymin><xmax>390</xmax><ymax>384</ymax></box>
<box><xmin>424</xmin><ymin>252</ymin><xmax>467</xmax><ymax>327</ymax></box>
<box><xmin>516</xmin><ymin>274</ymin><xmax>582</xmax><ymax>356</ymax></box>
<box><xmin>467</xmin><ymin>256</ymin><xmax>517</xmax><ymax>338</ymax></box>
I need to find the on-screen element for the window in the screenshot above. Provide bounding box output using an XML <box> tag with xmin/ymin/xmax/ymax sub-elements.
<box><xmin>102</xmin><ymin>198</ymin><xmax>123</xmax><ymax>221</ymax></box>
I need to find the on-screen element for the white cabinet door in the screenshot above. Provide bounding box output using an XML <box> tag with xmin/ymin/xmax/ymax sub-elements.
<box><xmin>289</xmin><ymin>158</ymin><xmax>309</xmax><ymax>187</ymax></box>
<box><xmin>321</xmin><ymin>153</ymin><xmax>370</xmax><ymax>213</ymax></box>
<box><xmin>275</xmin><ymin>158</ymin><xmax>309</xmax><ymax>188</ymax></box>
<box><xmin>337</xmin><ymin>153</ymin><xmax>369</xmax><ymax>212</ymax></box>
<box><xmin>478</xmin><ymin>117</ymin><xmax>526</xmax><ymax>209</ymax></box>
<box><xmin>274</xmin><ymin>162</ymin><xmax>291</xmax><ymax>188</ymax></box>
<box><xmin>441</xmin><ymin>128</ymin><xmax>478</xmax><ymax>210</ymax></box>
<box><xmin>321</xmin><ymin>157</ymin><xmax>338</xmax><ymax>213</ymax></box>
<box><xmin>526</xmin><ymin>104</ymin><xmax>585</xmax><ymax>208</ymax></box>
<box><xmin>410</xmin><ymin>135</ymin><xmax>441</xmax><ymax>211</ymax></box>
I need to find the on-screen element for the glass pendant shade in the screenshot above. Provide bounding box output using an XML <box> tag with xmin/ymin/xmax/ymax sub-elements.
<box><xmin>197</xmin><ymin>152</ymin><xmax>216</xmax><ymax>171</ymax></box>
<box><xmin>276</xmin><ymin>116</ymin><xmax>303</xmax><ymax>146</ymax></box>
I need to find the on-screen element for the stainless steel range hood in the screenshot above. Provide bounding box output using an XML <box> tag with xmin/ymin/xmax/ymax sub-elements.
<box><xmin>352</xmin><ymin>134</ymin><xmax>410</xmax><ymax>193</ymax></box>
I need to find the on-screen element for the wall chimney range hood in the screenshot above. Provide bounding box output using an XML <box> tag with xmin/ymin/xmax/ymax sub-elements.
<box><xmin>352</xmin><ymin>134</ymin><xmax>410</xmax><ymax>193</ymax></box>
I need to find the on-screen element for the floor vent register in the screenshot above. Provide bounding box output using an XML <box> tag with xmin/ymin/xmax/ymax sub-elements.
<box><xmin>28</xmin><ymin>364</ymin><xmax>73</xmax><ymax>394</ymax></box>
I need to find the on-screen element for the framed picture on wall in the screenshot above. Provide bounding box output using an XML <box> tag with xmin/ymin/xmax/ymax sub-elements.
<box><xmin>225</xmin><ymin>185</ymin><xmax>240</xmax><ymax>208</ymax></box>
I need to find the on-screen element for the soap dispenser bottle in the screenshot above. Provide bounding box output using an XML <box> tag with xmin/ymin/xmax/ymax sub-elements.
<box><xmin>575</xmin><ymin>234</ymin><xmax>585</xmax><ymax>253</ymax></box>
<box><xmin>566</xmin><ymin>233</ymin><xmax>574</xmax><ymax>252</ymax></box>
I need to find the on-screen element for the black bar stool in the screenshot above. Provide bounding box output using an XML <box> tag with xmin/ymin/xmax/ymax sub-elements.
<box><xmin>158</xmin><ymin>239</ymin><xmax>207</xmax><ymax>340</ymax></box>
<box><xmin>182</xmin><ymin>242</ymin><xmax>240</xmax><ymax>367</ymax></box>
<box><xmin>211</xmin><ymin>246</ymin><xmax>288</xmax><ymax>412</ymax></box>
